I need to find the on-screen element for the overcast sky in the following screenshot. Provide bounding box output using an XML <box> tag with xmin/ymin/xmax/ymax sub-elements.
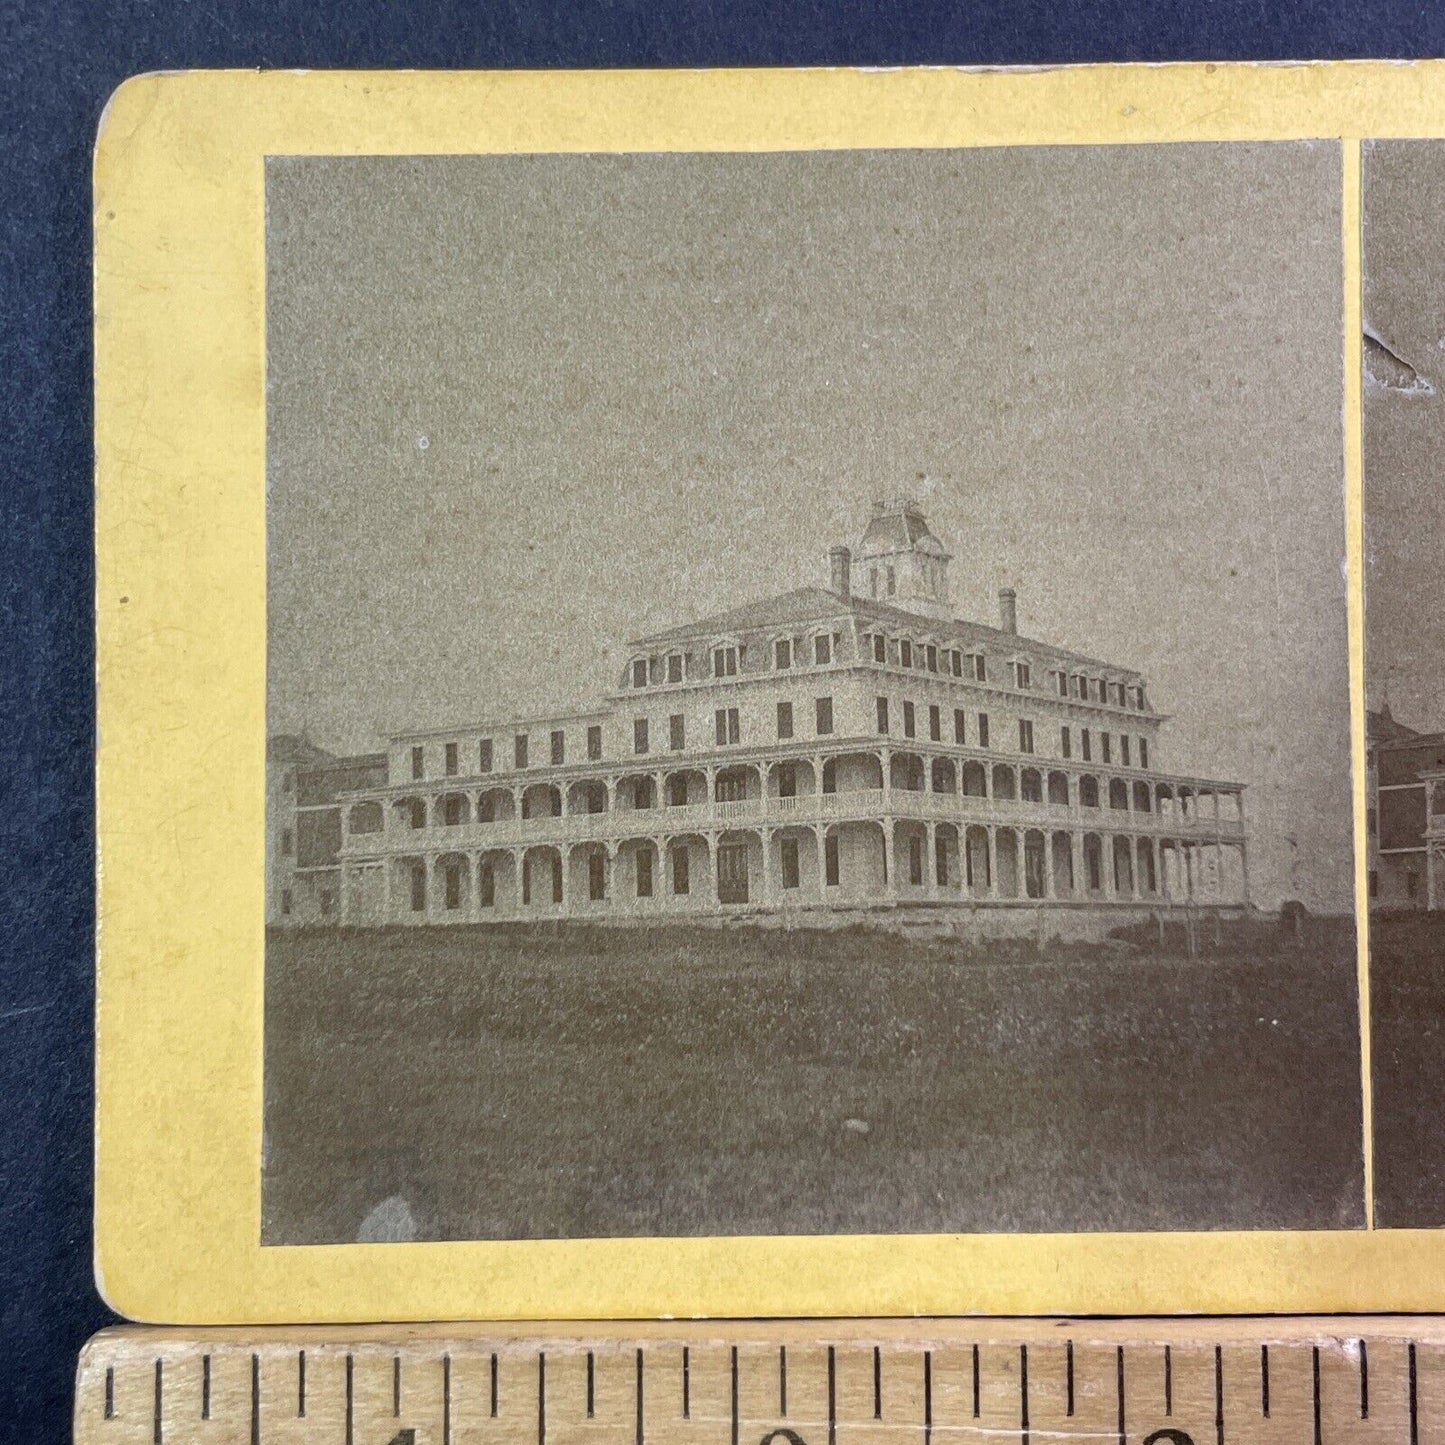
<box><xmin>267</xmin><ymin>144</ymin><xmax>1351</xmax><ymax>909</ymax></box>
<box><xmin>1363</xmin><ymin>141</ymin><xmax>1445</xmax><ymax>734</ymax></box>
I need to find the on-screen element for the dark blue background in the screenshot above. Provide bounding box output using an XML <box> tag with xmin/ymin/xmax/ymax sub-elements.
<box><xmin>5</xmin><ymin>3</ymin><xmax>1445</xmax><ymax>1438</ymax></box>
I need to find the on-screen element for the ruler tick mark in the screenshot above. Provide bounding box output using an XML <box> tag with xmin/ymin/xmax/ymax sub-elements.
<box><xmin>299</xmin><ymin>1348</ymin><xmax>307</xmax><ymax>1418</ymax></box>
<box><xmin>1164</xmin><ymin>1345</ymin><xmax>1172</xmax><ymax>1418</ymax></box>
<box><xmin>491</xmin><ymin>1352</ymin><xmax>499</xmax><ymax>1418</ymax></box>
<box><xmin>1261</xmin><ymin>1345</ymin><xmax>1270</xmax><ymax>1418</ymax></box>
<box><xmin>1115</xmin><ymin>1346</ymin><xmax>1125</xmax><ymax>1445</ymax></box>
<box><xmin>345</xmin><ymin>1355</ymin><xmax>354</xmax><ymax>1445</ymax></box>
<box><xmin>1214</xmin><ymin>1345</ymin><xmax>1225</xmax><ymax>1445</ymax></box>
<box><xmin>780</xmin><ymin>1345</ymin><xmax>787</xmax><ymax>1417</ymax></box>
<box><xmin>444</xmin><ymin>1353</ymin><xmax>453</xmax><ymax>1445</ymax></box>
<box><xmin>1066</xmin><ymin>1341</ymin><xmax>1075</xmax><ymax>1419</ymax></box>
<box><xmin>731</xmin><ymin>1345</ymin><xmax>740</xmax><ymax>1445</ymax></box>
<box><xmin>394</xmin><ymin>1353</ymin><xmax>402</xmax><ymax>1417</ymax></box>
<box><xmin>874</xmin><ymin>1345</ymin><xmax>883</xmax><ymax>1419</ymax></box>
<box><xmin>1409</xmin><ymin>1343</ymin><xmax>1419</xmax><ymax>1445</ymax></box>
<box><xmin>104</xmin><ymin>1365</ymin><xmax>114</xmax><ymax>1420</ymax></box>
<box><xmin>587</xmin><ymin>1352</ymin><xmax>595</xmax><ymax>1418</ymax></box>
<box><xmin>972</xmin><ymin>1344</ymin><xmax>980</xmax><ymax>1420</ymax></box>
<box><xmin>636</xmin><ymin>1348</ymin><xmax>645</xmax><ymax>1445</ymax></box>
<box><xmin>1020</xmin><ymin>1345</ymin><xmax>1030</xmax><ymax>1445</ymax></box>
<box><xmin>539</xmin><ymin>1351</ymin><xmax>547</xmax><ymax>1445</ymax></box>
<box><xmin>924</xmin><ymin>1350</ymin><xmax>933</xmax><ymax>1445</ymax></box>
<box><xmin>828</xmin><ymin>1346</ymin><xmax>837</xmax><ymax>1445</ymax></box>
<box><xmin>1311</xmin><ymin>1346</ymin><xmax>1321</xmax><ymax>1445</ymax></box>
<box><xmin>682</xmin><ymin>1347</ymin><xmax>691</xmax><ymax>1420</ymax></box>
<box><xmin>153</xmin><ymin>1359</ymin><xmax>163</xmax><ymax>1445</ymax></box>
<box><xmin>251</xmin><ymin>1353</ymin><xmax>261</xmax><ymax>1445</ymax></box>
<box><xmin>202</xmin><ymin>1355</ymin><xmax>212</xmax><ymax>1422</ymax></box>
<box><xmin>1359</xmin><ymin>1340</ymin><xmax>1369</xmax><ymax>1420</ymax></box>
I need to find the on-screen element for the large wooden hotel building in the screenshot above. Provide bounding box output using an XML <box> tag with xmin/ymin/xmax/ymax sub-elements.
<box><xmin>269</xmin><ymin>500</ymin><xmax>1249</xmax><ymax>928</ymax></box>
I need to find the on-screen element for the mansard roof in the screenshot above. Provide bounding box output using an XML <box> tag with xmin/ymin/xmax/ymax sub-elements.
<box><xmin>629</xmin><ymin>586</ymin><xmax>1141</xmax><ymax>679</ymax></box>
<box><xmin>860</xmin><ymin>503</ymin><xmax>949</xmax><ymax>556</ymax></box>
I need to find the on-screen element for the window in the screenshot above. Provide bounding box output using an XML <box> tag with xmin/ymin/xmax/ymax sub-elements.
<box><xmin>588</xmin><ymin>852</ymin><xmax>606</xmax><ymax>902</ymax></box>
<box><xmin>1070</xmin><ymin>675</ymin><xmax>1083</xmax><ymax>699</ymax></box>
<box><xmin>479</xmin><ymin>738</ymin><xmax>493</xmax><ymax>773</ymax></box>
<box><xmin>713</xmin><ymin>646</ymin><xmax>738</xmax><ymax>677</ymax></box>
<box><xmin>775</xmin><ymin>639</ymin><xmax>792</xmax><ymax>670</ymax></box>
<box><xmin>1014</xmin><ymin>661</ymin><xmax>1031</xmax><ymax>690</ymax></box>
<box><xmin>551</xmin><ymin>730</ymin><xmax>565</xmax><ymax>765</ymax></box>
<box><xmin>479</xmin><ymin>859</ymin><xmax>495</xmax><ymax>907</ymax></box>
<box><xmin>411</xmin><ymin>745</ymin><xmax>424</xmax><ymax>780</ymax></box>
<box><xmin>1019</xmin><ymin>719</ymin><xmax>1034</xmax><ymax>754</ymax></box>
<box><xmin>876</xmin><ymin>696</ymin><xmax>890</xmax><ymax>734</ymax></box>
<box><xmin>1139</xmin><ymin>737</ymin><xmax>1149</xmax><ymax>769</ymax></box>
<box><xmin>587</xmin><ymin>725</ymin><xmax>602</xmax><ymax>761</ymax></box>
<box><xmin>978</xmin><ymin>713</ymin><xmax>990</xmax><ymax>748</ymax></box>
<box><xmin>1112</xmin><ymin>681</ymin><xmax>1126</xmax><ymax>707</ymax></box>
<box><xmin>667</xmin><ymin>653</ymin><xmax>683</xmax><ymax>684</ymax></box>
<box><xmin>900</xmin><ymin>639</ymin><xmax>913</xmax><ymax>668</ymax></box>
<box><xmin>515</xmin><ymin>734</ymin><xmax>528</xmax><ymax>769</ymax></box>
<box><xmin>908</xmin><ymin>835</ymin><xmax>924</xmax><ymax>886</ymax></box>
<box><xmin>637</xmin><ymin>848</ymin><xmax>653</xmax><ymax>897</ymax></box>
<box><xmin>886</xmin><ymin>565</ymin><xmax>896</xmax><ymax>596</ymax></box>
<box><xmin>634</xmin><ymin>718</ymin><xmax>650</xmax><ymax>754</ymax></box>
<box><xmin>444</xmin><ymin>863</ymin><xmax>461</xmax><ymax>910</ymax></box>
<box><xmin>972</xmin><ymin>654</ymin><xmax>987</xmax><ymax>683</ymax></box>
<box><xmin>951</xmin><ymin>650</ymin><xmax>963</xmax><ymax>677</ymax></box>
<box><xmin>872</xmin><ymin>634</ymin><xmax>886</xmax><ymax>663</ymax></box>
<box><xmin>409</xmin><ymin>798</ymin><xmax>426</xmax><ymax>829</ymax></box>
<box><xmin>814</xmin><ymin>634</ymin><xmax>831</xmax><ymax>665</ymax></box>
<box><xmin>673</xmin><ymin>846</ymin><xmax>690</xmax><ymax>895</ymax></box>
<box><xmin>1121</xmin><ymin>735</ymin><xmax>1131</xmax><ymax>767</ymax></box>
<box><xmin>1056</xmin><ymin>671</ymin><xmax>1069</xmax><ymax>697</ymax></box>
<box><xmin>715</xmin><ymin>707</ymin><xmax>740</xmax><ymax>745</ymax></box>
<box><xmin>1081</xmin><ymin>729</ymin><xmax>1092</xmax><ymax>762</ymax></box>
<box><xmin>443</xmin><ymin>795</ymin><xmax>463</xmax><ymax>826</ymax></box>
<box><xmin>320</xmin><ymin>889</ymin><xmax>336</xmax><ymax>917</ymax></box>
<box><xmin>670</xmin><ymin>713</ymin><xmax>685</xmax><ymax>751</ymax></box>
<box><xmin>1101</xmin><ymin>732</ymin><xmax>1112</xmax><ymax>765</ymax></box>
<box><xmin>825</xmin><ymin>834</ymin><xmax>840</xmax><ymax>886</ymax></box>
<box><xmin>1061</xmin><ymin>726</ymin><xmax>1072</xmax><ymax>759</ymax></box>
<box><xmin>781</xmin><ymin>837</ymin><xmax>801</xmax><ymax>890</ymax></box>
<box><xmin>935</xmin><ymin>831</ymin><xmax>948</xmax><ymax>887</ymax></box>
<box><xmin>954</xmin><ymin>708</ymin><xmax>967</xmax><ymax>744</ymax></box>
<box><xmin>926</xmin><ymin>644</ymin><xmax>938</xmax><ymax>673</ymax></box>
<box><xmin>929</xmin><ymin>704</ymin><xmax>941</xmax><ymax>742</ymax></box>
<box><xmin>281</xmin><ymin>828</ymin><xmax>293</xmax><ymax>856</ymax></box>
<box><xmin>632</xmin><ymin>658</ymin><xmax>648</xmax><ymax>688</ymax></box>
<box><xmin>777</xmin><ymin>701</ymin><xmax>794</xmax><ymax>739</ymax></box>
<box><xmin>816</xmin><ymin>696</ymin><xmax>834</xmax><ymax>735</ymax></box>
<box><xmin>280</xmin><ymin>889</ymin><xmax>292</xmax><ymax>916</ymax></box>
<box><xmin>445</xmin><ymin>742</ymin><xmax>459</xmax><ymax>775</ymax></box>
<box><xmin>410</xmin><ymin>864</ymin><xmax>426</xmax><ymax>913</ymax></box>
<box><xmin>902</xmin><ymin>701</ymin><xmax>916</xmax><ymax>738</ymax></box>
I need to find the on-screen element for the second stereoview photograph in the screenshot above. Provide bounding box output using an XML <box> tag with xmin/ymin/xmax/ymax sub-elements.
<box><xmin>260</xmin><ymin>141</ymin><xmax>1361</xmax><ymax>1245</ymax></box>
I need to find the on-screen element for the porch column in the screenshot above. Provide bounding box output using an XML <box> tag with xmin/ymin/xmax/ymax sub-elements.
<box><xmin>883</xmin><ymin>822</ymin><xmax>897</xmax><ymax>900</ymax></box>
<box><xmin>556</xmin><ymin>848</ymin><xmax>569</xmax><ymax>916</ymax></box>
<box><xmin>924</xmin><ymin>821</ymin><xmax>937</xmax><ymax>898</ymax></box>
<box><xmin>340</xmin><ymin>862</ymin><xmax>354</xmax><ymax>923</ymax></box>
<box><xmin>381</xmin><ymin>857</ymin><xmax>394</xmax><ymax>922</ymax></box>
<box><xmin>703</xmin><ymin>832</ymin><xmax>718</xmax><ymax>909</ymax></box>
<box><xmin>1043</xmin><ymin>839</ymin><xmax>1057</xmax><ymax>900</ymax></box>
<box><xmin>985</xmin><ymin>826</ymin><xmax>998</xmax><ymax>900</ymax></box>
<box><xmin>1070</xmin><ymin>832</ymin><xmax>1084</xmax><ymax>900</ymax></box>
<box><xmin>815</xmin><ymin>826</ymin><xmax>828</xmax><ymax>900</ymax></box>
<box><xmin>759</xmin><ymin>829</ymin><xmax>773</xmax><ymax>906</ymax></box>
<box><xmin>1239</xmin><ymin>841</ymin><xmax>1250</xmax><ymax>907</ymax></box>
<box><xmin>881</xmin><ymin>748</ymin><xmax>892</xmax><ymax>807</ymax></box>
<box><xmin>1184</xmin><ymin>843</ymin><xmax>1195</xmax><ymax>901</ymax></box>
<box><xmin>470</xmin><ymin>851</ymin><xmax>484</xmax><ymax>922</ymax></box>
<box><xmin>425</xmin><ymin>855</ymin><xmax>440</xmax><ymax>922</ymax></box>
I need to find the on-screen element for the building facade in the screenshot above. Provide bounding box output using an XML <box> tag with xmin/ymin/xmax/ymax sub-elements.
<box><xmin>1367</xmin><ymin>706</ymin><xmax>1445</xmax><ymax>910</ymax></box>
<box><xmin>269</xmin><ymin>500</ymin><xmax>1250</xmax><ymax>927</ymax></box>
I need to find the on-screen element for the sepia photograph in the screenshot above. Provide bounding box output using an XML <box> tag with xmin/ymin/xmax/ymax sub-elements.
<box><xmin>1362</xmin><ymin>138</ymin><xmax>1445</xmax><ymax>1229</ymax></box>
<box><xmin>262</xmin><ymin>143</ymin><xmax>1361</xmax><ymax>1245</ymax></box>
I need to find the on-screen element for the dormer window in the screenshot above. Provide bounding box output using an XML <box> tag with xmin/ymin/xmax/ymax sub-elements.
<box><xmin>1070</xmin><ymin>674</ymin><xmax>1083</xmax><ymax>698</ymax></box>
<box><xmin>1013</xmin><ymin>661</ymin><xmax>1031</xmax><ymax>690</ymax></box>
<box><xmin>814</xmin><ymin>634</ymin><xmax>831</xmax><ymax>665</ymax></box>
<box><xmin>713</xmin><ymin>646</ymin><xmax>738</xmax><ymax>677</ymax></box>
<box><xmin>971</xmin><ymin>654</ymin><xmax>987</xmax><ymax>683</ymax></box>
<box><xmin>900</xmin><ymin>639</ymin><xmax>913</xmax><ymax>668</ymax></box>
<box><xmin>667</xmin><ymin>653</ymin><xmax>683</xmax><ymax>684</ymax></box>
<box><xmin>775</xmin><ymin>639</ymin><xmax>792</xmax><ymax>670</ymax></box>
<box><xmin>631</xmin><ymin>659</ymin><xmax>648</xmax><ymax>689</ymax></box>
<box><xmin>1055</xmin><ymin>671</ymin><xmax>1068</xmax><ymax>697</ymax></box>
<box><xmin>886</xmin><ymin>566</ymin><xmax>896</xmax><ymax>597</ymax></box>
<box><xmin>950</xmin><ymin>650</ymin><xmax>962</xmax><ymax>677</ymax></box>
<box><xmin>872</xmin><ymin>633</ymin><xmax>886</xmax><ymax>664</ymax></box>
<box><xmin>926</xmin><ymin>644</ymin><xmax>938</xmax><ymax>673</ymax></box>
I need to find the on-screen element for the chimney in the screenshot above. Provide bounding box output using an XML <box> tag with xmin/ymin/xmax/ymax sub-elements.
<box><xmin>829</xmin><ymin>544</ymin><xmax>852</xmax><ymax>599</ymax></box>
<box><xmin>998</xmin><ymin>588</ymin><xmax>1018</xmax><ymax>635</ymax></box>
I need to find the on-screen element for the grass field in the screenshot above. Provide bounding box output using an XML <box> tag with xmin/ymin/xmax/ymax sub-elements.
<box><xmin>263</xmin><ymin>918</ymin><xmax>1364</xmax><ymax>1243</ymax></box>
<box><xmin>1370</xmin><ymin>909</ymin><xmax>1445</xmax><ymax>1228</ymax></box>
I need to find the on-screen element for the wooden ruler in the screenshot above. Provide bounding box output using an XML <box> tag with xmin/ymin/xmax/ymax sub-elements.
<box><xmin>76</xmin><ymin>1319</ymin><xmax>1445</xmax><ymax>1445</ymax></box>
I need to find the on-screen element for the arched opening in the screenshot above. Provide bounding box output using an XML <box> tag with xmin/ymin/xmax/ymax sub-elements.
<box><xmin>569</xmin><ymin>841</ymin><xmax>611</xmax><ymax>904</ymax></box>
<box><xmin>435</xmin><ymin>852</ymin><xmax>471</xmax><ymax>914</ymax></box>
<box><xmin>768</xmin><ymin>758</ymin><xmax>817</xmax><ymax>803</ymax></box>
<box><xmin>1112</xmin><ymin>835</ymin><xmax>1135</xmax><ymax>896</ymax></box>
<box><xmin>393</xmin><ymin>796</ymin><xmax>427</xmax><ymax>831</ymax></box>
<box><xmin>1047</xmin><ymin>771</ymin><xmax>1070</xmax><ymax>807</ymax></box>
<box><xmin>348</xmin><ymin>801</ymin><xmax>383</xmax><ymax>834</ymax></box>
<box><xmin>992</xmin><ymin>764</ymin><xmax>1017</xmax><ymax>801</ymax></box>
<box><xmin>889</xmin><ymin>751</ymin><xmax>926</xmax><ymax>793</ymax></box>
<box><xmin>1050</xmin><ymin>831</ymin><xmax>1074</xmax><ymax>896</ymax></box>
<box><xmin>618</xmin><ymin>773</ymin><xmax>658</xmax><ymax>811</ymax></box>
<box><xmin>476</xmin><ymin>849</ymin><xmax>514</xmax><ymax>912</ymax></box>
<box><xmin>664</xmin><ymin>768</ymin><xmax>708</xmax><ymax>808</ymax></box>
<box><xmin>995</xmin><ymin>827</ymin><xmax>1020</xmax><ymax>898</ymax></box>
<box><xmin>1020</xmin><ymin>767</ymin><xmax>1043</xmax><ymax>803</ymax></box>
<box><xmin>1083</xmin><ymin>833</ymin><xmax>1104</xmax><ymax>893</ymax></box>
<box><xmin>930</xmin><ymin>756</ymin><xmax>957</xmax><ymax>794</ymax></box>
<box><xmin>1079</xmin><ymin>776</ymin><xmax>1100</xmax><ymax>809</ymax></box>
<box><xmin>1023</xmin><ymin>829</ymin><xmax>1047</xmax><ymax>899</ymax></box>
<box><xmin>934</xmin><ymin>822</ymin><xmax>961</xmax><ymax>891</ymax></box>
<box><xmin>714</xmin><ymin>829</ymin><xmax>760</xmax><ymax>904</ymax></box>
<box><xmin>521</xmin><ymin>846</ymin><xmax>563</xmax><ymax>907</ymax></box>
<box><xmin>1132</xmin><ymin>780</ymin><xmax>1152</xmax><ymax>813</ymax></box>
<box><xmin>821</xmin><ymin>751</ymin><xmax>885</xmax><ymax>795</ymax></box>
<box><xmin>714</xmin><ymin>765</ymin><xmax>759</xmax><ymax>805</ymax></box>
<box><xmin>521</xmin><ymin>783</ymin><xmax>561</xmax><ymax>820</ymax></box>
<box><xmin>567</xmin><ymin>779</ymin><xmax>608</xmax><ymax>816</ymax></box>
<box><xmin>964</xmin><ymin>825</ymin><xmax>991</xmax><ymax>896</ymax></box>
<box><xmin>435</xmin><ymin>792</ymin><xmax>471</xmax><ymax>827</ymax></box>
<box><xmin>960</xmin><ymin>760</ymin><xmax>988</xmax><ymax>798</ymax></box>
<box><xmin>1108</xmin><ymin>778</ymin><xmax>1129</xmax><ymax>811</ymax></box>
<box><xmin>1156</xmin><ymin>782</ymin><xmax>1175</xmax><ymax>822</ymax></box>
<box><xmin>1136</xmin><ymin>838</ymin><xmax>1158</xmax><ymax>895</ymax></box>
